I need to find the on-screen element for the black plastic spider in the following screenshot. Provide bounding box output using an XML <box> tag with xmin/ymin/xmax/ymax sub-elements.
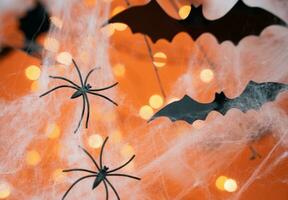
<box><xmin>62</xmin><ymin>137</ymin><xmax>141</xmax><ymax>200</ymax></box>
<box><xmin>40</xmin><ymin>59</ymin><xmax>118</xmax><ymax>133</ymax></box>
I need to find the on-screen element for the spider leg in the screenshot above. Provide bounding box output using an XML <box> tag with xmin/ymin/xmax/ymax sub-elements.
<box><xmin>74</xmin><ymin>95</ymin><xmax>86</xmax><ymax>133</ymax></box>
<box><xmin>100</xmin><ymin>137</ymin><xmax>109</xmax><ymax>169</ymax></box>
<box><xmin>108</xmin><ymin>155</ymin><xmax>135</xmax><ymax>173</ymax></box>
<box><xmin>107</xmin><ymin>173</ymin><xmax>141</xmax><ymax>181</ymax></box>
<box><xmin>78</xmin><ymin>146</ymin><xmax>100</xmax><ymax>170</ymax></box>
<box><xmin>72</xmin><ymin>59</ymin><xmax>84</xmax><ymax>87</ymax></box>
<box><xmin>62</xmin><ymin>175</ymin><xmax>96</xmax><ymax>200</ymax></box>
<box><xmin>84</xmin><ymin>68</ymin><xmax>100</xmax><ymax>85</ymax></box>
<box><xmin>104</xmin><ymin>178</ymin><xmax>120</xmax><ymax>200</ymax></box>
<box><xmin>89</xmin><ymin>82</ymin><xmax>118</xmax><ymax>92</ymax></box>
<box><xmin>103</xmin><ymin>180</ymin><xmax>109</xmax><ymax>200</ymax></box>
<box><xmin>39</xmin><ymin>85</ymin><xmax>78</xmax><ymax>97</ymax></box>
<box><xmin>63</xmin><ymin>168</ymin><xmax>96</xmax><ymax>174</ymax></box>
<box><xmin>49</xmin><ymin>75</ymin><xmax>80</xmax><ymax>88</ymax></box>
<box><xmin>83</xmin><ymin>93</ymin><xmax>90</xmax><ymax>129</ymax></box>
<box><xmin>87</xmin><ymin>91</ymin><xmax>118</xmax><ymax>106</ymax></box>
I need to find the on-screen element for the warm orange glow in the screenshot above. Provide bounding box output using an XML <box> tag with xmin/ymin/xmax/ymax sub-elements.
<box><xmin>101</xmin><ymin>25</ymin><xmax>115</xmax><ymax>37</ymax></box>
<box><xmin>200</xmin><ymin>69</ymin><xmax>214</xmax><ymax>83</ymax></box>
<box><xmin>56</xmin><ymin>52</ymin><xmax>72</xmax><ymax>66</ymax></box>
<box><xmin>179</xmin><ymin>5</ymin><xmax>191</xmax><ymax>19</ymax></box>
<box><xmin>53</xmin><ymin>168</ymin><xmax>65</xmax><ymax>182</ymax></box>
<box><xmin>26</xmin><ymin>150</ymin><xmax>41</xmax><ymax>166</ymax></box>
<box><xmin>113</xmin><ymin>23</ymin><xmax>128</xmax><ymax>31</ymax></box>
<box><xmin>30</xmin><ymin>81</ymin><xmax>39</xmax><ymax>92</ymax></box>
<box><xmin>216</xmin><ymin>176</ymin><xmax>228</xmax><ymax>191</ymax></box>
<box><xmin>44</xmin><ymin>37</ymin><xmax>59</xmax><ymax>52</ymax></box>
<box><xmin>0</xmin><ymin>182</ymin><xmax>10</xmax><ymax>199</ymax></box>
<box><xmin>149</xmin><ymin>94</ymin><xmax>164</xmax><ymax>109</ymax></box>
<box><xmin>25</xmin><ymin>65</ymin><xmax>41</xmax><ymax>81</ymax></box>
<box><xmin>153</xmin><ymin>52</ymin><xmax>167</xmax><ymax>68</ymax></box>
<box><xmin>46</xmin><ymin>123</ymin><xmax>61</xmax><ymax>139</ymax></box>
<box><xmin>110</xmin><ymin>130</ymin><xmax>123</xmax><ymax>143</ymax></box>
<box><xmin>224</xmin><ymin>178</ymin><xmax>238</xmax><ymax>192</ymax></box>
<box><xmin>121</xmin><ymin>144</ymin><xmax>135</xmax><ymax>159</ymax></box>
<box><xmin>112</xmin><ymin>6</ymin><xmax>125</xmax><ymax>16</ymax></box>
<box><xmin>113</xmin><ymin>63</ymin><xmax>126</xmax><ymax>77</ymax></box>
<box><xmin>139</xmin><ymin>105</ymin><xmax>154</xmax><ymax>120</ymax></box>
<box><xmin>88</xmin><ymin>134</ymin><xmax>103</xmax><ymax>149</ymax></box>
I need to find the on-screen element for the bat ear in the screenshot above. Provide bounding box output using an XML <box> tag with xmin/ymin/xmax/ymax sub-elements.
<box><xmin>214</xmin><ymin>92</ymin><xmax>227</xmax><ymax>102</ymax></box>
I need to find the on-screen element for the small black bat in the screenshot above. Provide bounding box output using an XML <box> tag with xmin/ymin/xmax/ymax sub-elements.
<box><xmin>149</xmin><ymin>81</ymin><xmax>288</xmax><ymax>124</ymax></box>
<box><xmin>0</xmin><ymin>1</ymin><xmax>50</xmax><ymax>58</ymax></box>
<box><xmin>107</xmin><ymin>0</ymin><xmax>286</xmax><ymax>44</ymax></box>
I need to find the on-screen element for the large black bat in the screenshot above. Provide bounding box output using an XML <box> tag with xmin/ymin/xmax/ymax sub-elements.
<box><xmin>107</xmin><ymin>0</ymin><xmax>286</xmax><ymax>44</ymax></box>
<box><xmin>149</xmin><ymin>81</ymin><xmax>288</xmax><ymax>124</ymax></box>
<box><xmin>0</xmin><ymin>1</ymin><xmax>50</xmax><ymax>58</ymax></box>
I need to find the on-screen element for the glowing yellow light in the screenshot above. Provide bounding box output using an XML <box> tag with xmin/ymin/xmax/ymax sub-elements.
<box><xmin>30</xmin><ymin>81</ymin><xmax>39</xmax><ymax>92</ymax></box>
<box><xmin>88</xmin><ymin>134</ymin><xmax>103</xmax><ymax>149</ymax></box>
<box><xmin>200</xmin><ymin>69</ymin><xmax>214</xmax><ymax>83</ymax></box>
<box><xmin>50</xmin><ymin>16</ymin><xmax>63</xmax><ymax>29</ymax></box>
<box><xmin>0</xmin><ymin>182</ymin><xmax>10</xmax><ymax>199</ymax></box>
<box><xmin>44</xmin><ymin>37</ymin><xmax>59</xmax><ymax>52</ymax></box>
<box><xmin>56</xmin><ymin>52</ymin><xmax>72</xmax><ymax>66</ymax></box>
<box><xmin>53</xmin><ymin>168</ymin><xmax>65</xmax><ymax>182</ymax></box>
<box><xmin>25</xmin><ymin>65</ymin><xmax>41</xmax><ymax>81</ymax></box>
<box><xmin>215</xmin><ymin>176</ymin><xmax>228</xmax><ymax>191</ymax></box>
<box><xmin>149</xmin><ymin>94</ymin><xmax>164</xmax><ymax>109</ymax></box>
<box><xmin>112</xmin><ymin>6</ymin><xmax>125</xmax><ymax>16</ymax></box>
<box><xmin>179</xmin><ymin>5</ymin><xmax>191</xmax><ymax>19</ymax></box>
<box><xmin>26</xmin><ymin>150</ymin><xmax>41</xmax><ymax>166</ymax></box>
<box><xmin>46</xmin><ymin>123</ymin><xmax>61</xmax><ymax>139</ymax></box>
<box><xmin>139</xmin><ymin>105</ymin><xmax>154</xmax><ymax>120</ymax></box>
<box><xmin>153</xmin><ymin>52</ymin><xmax>167</xmax><ymax>68</ymax></box>
<box><xmin>110</xmin><ymin>130</ymin><xmax>123</xmax><ymax>144</ymax></box>
<box><xmin>101</xmin><ymin>25</ymin><xmax>115</xmax><ymax>37</ymax></box>
<box><xmin>224</xmin><ymin>178</ymin><xmax>238</xmax><ymax>192</ymax></box>
<box><xmin>113</xmin><ymin>63</ymin><xmax>126</xmax><ymax>77</ymax></box>
<box><xmin>113</xmin><ymin>23</ymin><xmax>128</xmax><ymax>31</ymax></box>
<box><xmin>121</xmin><ymin>144</ymin><xmax>135</xmax><ymax>159</ymax></box>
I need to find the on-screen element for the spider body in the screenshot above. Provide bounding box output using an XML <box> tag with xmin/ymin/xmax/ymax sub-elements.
<box><xmin>62</xmin><ymin>137</ymin><xmax>141</xmax><ymax>200</ymax></box>
<box><xmin>40</xmin><ymin>59</ymin><xmax>118</xmax><ymax>133</ymax></box>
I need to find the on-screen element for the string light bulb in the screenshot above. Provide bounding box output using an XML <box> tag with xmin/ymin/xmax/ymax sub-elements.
<box><xmin>153</xmin><ymin>52</ymin><xmax>167</xmax><ymax>68</ymax></box>
<box><xmin>139</xmin><ymin>105</ymin><xmax>154</xmax><ymax>120</ymax></box>
<box><xmin>215</xmin><ymin>176</ymin><xmax>228</xmax><ymax>191</ymax></box>
<box><xmin>88</xmin><ymin>134</ymin><xmax>103</xmax><ymax>149</ymax></box>
<box><xmin>179</xmin><ymin>5</ymin><xmax>191</xmax><ymax>19</ymax></box>
<box><xmin>200</xmin><ymin>69</ymin><xmax>214</xmax><ymax>83</ymax></box>
<box><xmin>149</xmin><ymin>94</ymin><xmax>164</xmax><ymax>109</ymax></box>
<box><xmin>224</xmin><ymin>178</ymin><xmax>238</xmax><ymax>192</ymax></box>
<box><xmin>25</xmin><ymin>65</ymin><xmax>41</xmax><ymax>81</ymax></box>
<box><xmin>56</xmin><ymin>52</ymin><xmax>72</xmax><ymax>66</ymax></box>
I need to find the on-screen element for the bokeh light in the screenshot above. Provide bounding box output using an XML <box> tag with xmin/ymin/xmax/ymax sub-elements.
<box><xmin>50</xmin><ymin>16</ymin><xmax>63</xmax><ymax>29</ymax></box>
<box><xmin>113</xmin><ymin>23</ymin><xmax>128</xmax><ymax>31</ymax></box>
<box><xmin>200</xmin><ymin>69</ymin><xmax>214</xmax><ymax>83</ymax></box>
<box><xmin>46</xmin><ymin>123</ymin><xmax>61</xmax><ymax>139</ymax></box>
<box><xmin>113</xmin><ymin>63</ymin><xmax>126</xmax><ymax>77</ymax></box>
<box><xmin>149</xmin><ymin>94</ymin><xmax>164</xmax><ymax>109</ymax></box>
<box><xmin>30</xmin><ymin>81</ymin><xmax>39</xmax><ymax>92</ymax></box>
<box><xmin>139</xmin><ymin>105</ymin><xmax>154</xmax><ymax>120</ymax></box>
<box><xmin>224</xmin><ymin>178</ymin><xmax>238</xmax><ymax>192</ymax></box>
<box><xmin>53</xmin><ymin>168</ymin><xmax>65</xmax><ymax>182</ymax></box>
<box><xmin>88</xmin><ymin>134</ymin><xmax>103</xmax><ymax>149</ymax></box>
<box><xmin>110</xmin><ymin>130</ymin><xmax>123</xmax><ymax>144</ymax></box>
<box><xmin>0</xmin><ymin>182</ymin><xmax>10</xmax><ymax>199</ymax></box>
<box><xmin>215</xmin><ymin>176</ymin><xmax>228</xmax><ymax>191</ymax></box>
<box><xmin>153</xmin><ymin>52</ymin><xmax>167</xmax><ymax>68</ymax></box>
<box><xmin>101</xmin><ymin>25</ymin><xmax>115</xmax><ymax>37</ymax></box>
<box><xmin>179</xmin><ymin>5</ymin><xmax>191</xmax><ymax>19</ymax></box>
<box><xmin>121</xmin><ymin>144</ymin><xmax>135</xmax><ymax>159</ymax></box>
<box><xmin>25</xmin><ymin>65</ymin><xmax>41</xmax><ymax>81</ymax></box>
<box><xmin>44</xmin><ymin>37</ymin><xmax>60</xmax><ymax>52</ymax></box>
<box><xmin>56</xmin><ymin>52</ymin><xmax>72</xmax><ymax>66</ymax></box>
<box><xmin>26</xmin><ymin>150</ymin><xmax>41</xmax><ymax>166</ymax></box>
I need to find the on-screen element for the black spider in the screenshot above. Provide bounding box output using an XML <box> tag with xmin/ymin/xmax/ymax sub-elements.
<box><xmin>62</xmin><ymin>137</ymin><xmax>141</xmax><ymax>200</ymax></box>
<box><xmin>40</xmin><ymin>59</ymin><xmax>118</xmax><ymax>133</ymax></box>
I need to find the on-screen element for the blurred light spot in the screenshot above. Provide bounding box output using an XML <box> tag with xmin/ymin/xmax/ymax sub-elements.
<box><xmin>111</xmin><ymin>130</ymin><xmax>123</xmax><ymax>143</ymax></box>
<box><xmin>53</xmin><ymin>168</ymin><xmax>65</xmax><ymax>182</ymax></box>
<box><xmin>179</xmin><ymin>5</ymin><xmax>191</xmax><ymax>19</ymax></box>
<box><xmin>215</xmin><ymin>176</ymin><xmax>228</xmax><ymax>191</ymax></box>
<box><xmin>121</xmin><ymin>144</ymin><xmax>135</xmax><ymax>159</ymax></box>
<box><xmin>113</xmin><ymin>64</ymin><xmax>126</xmax><ymax>77</ymax></box>
<box><xmin>26</xmin><ymin>150</ymin><xmax>41</xmax><ymax>166</ymax></box>
<box><xmin>84</xmin><ymin>0</ymin><xmax>96</xmax><ymax>7</ymax></box>
<box><xmin>30</xmin><ymin>81</ymin><xmax>39</xmax><ymax>92</ymax></box>
<box><xmin>50</xmin><ymin>16</ymin><xmax>63</xmax><ymax>29</ymax></box>
<box><xmin>56</xmin><ymin>52</ymin><xmax>72</xmax><ymax>66</ymax></box>
<box><xmin>149</xmin><ymin>94</ymin><xmax>164</xmax><ymax>109</ymax></box>
<box><xmin>25</xmin><ymin>65</ymin><xmax>41</xmax><ymax>80</ymax></box>
<box><xmin>44</xmin><ymin>37</ymin><xmax>59</xmax><ymax>52</ymax></box>
<box><xmin>88</xmin><ymin>134</ymin><xmax>103</xmax><ymax>149</ymax></box>
<box><xmin>113</xmin><ymin>23</ymin><xmax>128</xmax><ymax>31</ymax></box>
<box><xmin>224</xmin><ymin>178</ymin><xmax>238</xmax><ymax>192</ymax></box>
<box><xmin>153</xmin><ymin>52</ymin><xmax>167</xmax><ymax>68</ymax></box>
<box><xmin>0</xmin><ymin>182</ymin><xmax>10</xmax><ymax>199</ymax></box>
<box><xmin>46</xmin><ymin>123</ymin><xmax>61</xmax><ymax>139</ymax></box>
<box><xmin>193</xmin><ymin>120</ymin><xmax>205</xmax><ymax>129</ymax></box>
<box><xmin>112</xmin><ymin>6</ymin><xmax>125</xmax><ymax>16</ymax></box>
<box><xmin>139</xmin><ymin>105</ymin><xmax>154</xmax><ymax>120</ymax></box>
<box><xmin>101</xmin><ymin>25</ymin><xmax>115</xmax><ymax>37</ymax></box>
<box><xmin>200</xmin><ymin>69</ymin><xmax>214</xmax><ymax>83</ymax></box>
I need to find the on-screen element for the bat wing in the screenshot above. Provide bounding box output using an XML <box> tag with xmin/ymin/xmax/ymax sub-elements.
<box><xmin>149</xmin><ymin>95</ymin><xmax>218</xmax><ymax>124</ymax></box>
<box><xmin>107</xmin><ymin>0</ymin><xmax>186</xmax><ymax>43</ymax></box>
<box><xmin>184</xmin><ymin>0</ymin><xmax>287</xmax><ymax>44</ymax></box>
<box><xmin>150</xmin><ymin>81</ymin><xmax>288</xmax><ymax>124</ymax></box>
